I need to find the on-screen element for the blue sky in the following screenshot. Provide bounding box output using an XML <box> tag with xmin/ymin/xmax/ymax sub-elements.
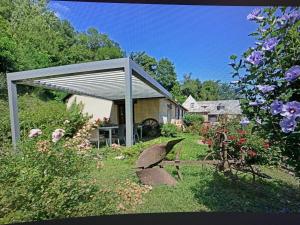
<box><xmin>49</xmin><ymin>1</ymin><xmax>259</xmax><ymax>82</ymax></box>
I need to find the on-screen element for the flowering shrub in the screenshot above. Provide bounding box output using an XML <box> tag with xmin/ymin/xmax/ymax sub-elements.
<box><xmin>229</xmin><ymin>7</ymin><xmax>300</xmax><ymax>172</ymax></box>
<box><xmin>201</xmin><ymin>119</ymin><xmax>281</xmax><ymax>165</ymax></box>
<box><xmin>64</xmin><ymin>120</ymin><xmax>99</xmax><ymax>154</ymax></box>
<box><xmin>0</xmin><ymin>137</ymin><xmax>115</xmax><ymax>224</ymax></box>
<box><xmin>51</xmin><ymin>128</ymin><xmax>65</xmax><ymax>143</ymax></box>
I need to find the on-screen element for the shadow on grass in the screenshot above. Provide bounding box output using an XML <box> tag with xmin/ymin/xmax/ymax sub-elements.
<box><xmin>191</xmin><ymin>170</ymin><xmax>300</xmax><ymax>213</ymax></box>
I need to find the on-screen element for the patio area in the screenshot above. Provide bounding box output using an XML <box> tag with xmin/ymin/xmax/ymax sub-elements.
<box><xmin>7</xmin><ymin>58</ymin><xmax>172</xmax><ymax>150</ymax></box>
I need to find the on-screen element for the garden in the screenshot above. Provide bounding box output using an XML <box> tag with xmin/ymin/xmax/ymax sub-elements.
<box><xmin>0</xmin><ymin>3</ymin><xmax>300</xmax><ymax>225</ymax></box>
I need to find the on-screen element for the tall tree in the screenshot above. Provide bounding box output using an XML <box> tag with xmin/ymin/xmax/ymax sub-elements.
<box><xmin>199</xmin><ymin>80</ymin><xmax>220</xmax><ymax>100</ymax></box>
<box><xmin>130</xmin><ymin>51</ymin><xmax>157</xmax><ymax>78</ymax></box>
<box><xmin>181</xmin><ymin>73</ymin><xmax>202</xmax><ymax>100</ymax></box>
<box><xmin>0</xmin><ymin>0</ymin><xmax>125</xmax><ymax>99</ymax></box>
<box><xmin>218</xmin><ymin>83</ymin><xmax>239</xmax><ymax>100</ymax></box>
<box><xmin>170</xmin><ymin>81</ymin><xmax>185</xmax><ymax>104</ymax></box>
<box><xmin>156</xmin><ymin>58</ymin><xmax>177</xmax><ymax>91</ymax></box>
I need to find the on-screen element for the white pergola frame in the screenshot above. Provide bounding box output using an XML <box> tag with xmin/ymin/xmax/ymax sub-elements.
<box><xmin>7</xmin><ymin>58</ymin><xmax>172</xmax><ymax>150</ymax></box>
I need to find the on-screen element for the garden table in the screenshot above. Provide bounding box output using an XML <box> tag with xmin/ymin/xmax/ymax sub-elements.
<box><xmin>98</xmin><ymin>125</ymin><xmax>119</xmax><ymax>146</ymax></box>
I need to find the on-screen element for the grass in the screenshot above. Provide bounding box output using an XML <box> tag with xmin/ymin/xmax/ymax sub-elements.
<box><xmin>88</xmin><ymin>133</ymin><xmax>300</xmax><ymax>213</ymax></box>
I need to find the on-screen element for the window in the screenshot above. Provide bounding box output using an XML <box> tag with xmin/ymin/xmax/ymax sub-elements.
<box><xmin>190</xmin><ymin>103</ymin><xmax>194</xmax><ymax>108</ymax></box>
<box><xmin>217</xmin><ymin>105</ymin><xmax>225</xmax><ymax>110</ymax></box>
<box><xmin>208</xmin><ymin>115</ymin><xmax>218</xmax><ymax>122</ymax></box>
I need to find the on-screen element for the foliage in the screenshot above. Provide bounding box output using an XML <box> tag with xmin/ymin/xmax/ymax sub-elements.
<box><xmin>130</xmin><ymin>52</ymin><xmax>157</xmax><ymax>78</ymax></box>
<box><xmin>0</xmin><ymin>0</ymin><xmax>124</xmax><ymax>99</ymax></box>
<box><xmin>180</xmin><ymin>74</ymin><xmax>239</xmax><ymax>101</ymax></box>
<box><xmin>170</xmin><ymin>81</ymin><xmax>186</xmax><ymax>104</ymax></box>
<box><xmin>218</xmin><ymin>83</ymin><xmax>239</xmax><ymax>100</ymax></box>
<box><xmin>181</xmin><ymin>73</ymin><xmax>202</xmax><ymax>99</ymax></box>
<box><xmin>183</xmin><ymin>113</ymin><xmax>204</xmax><ymax>126</ymax></box>
<box><xmin>160</xmin><ymin>123</ymin><xmax>178</xmax><ymax>137</ymax></box>
<box><xmin>0</xmin><ymin>135</ymin><xmax>114</xmax><ymax>224</ymax></box>
<box><xmin>130</xmin><ymin>52</ymin><xmax>178</xmax><ymax>92</ymax></box>
<box><xmin>201</xmin><ymin>119</ymin><xmax>281</xmax><ymax>166</ymax></box>
<box><xmin>183</xmin><ymin>113</ymin><xmax>204</xmax><ymax>135</ymax></box>
<box><xmin>229</xmin><ymin>7</ymin><xmax>300</xmax><ymax>172</ymax></box>
<box><xmin>0</xmin><ymin>94</ymin><xmax>88</xmax><ymax>150</ymax></box>
<box><xmin>200</xmin><ymin>80</ymin><xmax>220</xmax><ymax>101</ymax></box>
<box><xmin>156</xmin><ymin>58</ymin><xmax>177</xmax><ymax>91</ymax></box>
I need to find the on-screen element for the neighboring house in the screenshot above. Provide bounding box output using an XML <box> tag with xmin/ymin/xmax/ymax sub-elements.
<box><xmin>66</xmin><ymin>95</ymin><xmax>187</xmax><ymax>125</ymax></box>
<box><xmin>182</xmin><ymin>95</ymin><xmax>242</xmax><ymax>122</ymax></box>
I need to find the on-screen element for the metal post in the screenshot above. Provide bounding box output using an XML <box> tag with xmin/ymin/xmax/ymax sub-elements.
<box><xmin>125</xmin><ymin>58</ymin><xmax>133</xmax><ymax>147</ymax></box>
<box><xmin>7</xmin><ymin>80</ymin><xmax>20</xmax><ymax>151</ymax></box>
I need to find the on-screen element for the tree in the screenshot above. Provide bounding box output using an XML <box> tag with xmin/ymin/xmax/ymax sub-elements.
<box><xmin>0</xmin><ymin>0</ymin><xmax>125</xmax><ymax>99</ymax></box>
<box><xmin>218</xmin><ymin>83</ymin><xmax>240</xmax><ymax>100</ymax></box>
<box><xmin>199</xmin><ymin>80</ymin><xmax>220</xmax><ymax>100</ymax></box>
<box><xmin>170</xmin><ymin>81</ymin><xmax>185</xmax><ymax>104</ymax></box>
<box><xmin>156</xmin><ymin>58</ymin><xmax>177</xmax><ymax>91</ymax></box>
<box><xmin>181</xmin><ymin>73</ymin><xmax>202</xmax><ymax>100</ymax></box>
<box><xmin>130</xmin><ymin>51</ymin><xmax>157</xmax><ymax>78</ymax></box>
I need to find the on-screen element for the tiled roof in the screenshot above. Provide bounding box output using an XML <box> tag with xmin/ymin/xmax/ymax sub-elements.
<box><xmin>188</xmin><ymin>100</ymin><xmax>242</xmax><ymax>115</ymax></box>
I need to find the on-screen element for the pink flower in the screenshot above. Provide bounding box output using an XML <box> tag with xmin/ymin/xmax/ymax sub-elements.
<box><xmin>52</xmin><ymin>129</ymin><xmax>65</xmax><ymax>143</ymax></box>
<box><xmin>28</xmin><ymin>129</ymin><xmax>42</xmax><ymax>138</ymax></box>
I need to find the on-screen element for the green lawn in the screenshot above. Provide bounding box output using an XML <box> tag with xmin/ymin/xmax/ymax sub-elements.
<box><xmin>89</xmin><ymin>133</ymin><xmax>300</xmax><ymax>213</ymax></box>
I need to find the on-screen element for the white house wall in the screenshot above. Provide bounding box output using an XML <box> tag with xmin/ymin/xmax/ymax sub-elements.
<box><xmin>67</xmin><ymin>95</ymin><xmax>183</xmax><ymax>124</ymax></box>
<box><xmin>66</xmin><ymin>95</ymin><xmax>118</xmax><ymax>123</ymax></box>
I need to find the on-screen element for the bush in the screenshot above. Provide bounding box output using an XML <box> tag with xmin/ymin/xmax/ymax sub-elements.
<box><xmin>0</xmin><ymin>94</ymin><xmax>89</xmax><ymax>150</ymax></box>
<box><xmin>230</xmin><ymin>7</ymin><xmax>300</xmax><ymax>172</ymax></box>
<box><xmin>201</xmin><ymin>118</ymin><xmax>280</xmax><ymax>165</ymax></box>
<box><xmin>161</xmin><ymin>123</ymin><xmax>177</xmax><ymax>137</ymax></box>
<box><xmin>183</xmin><ymin>113</ymin><xmax>204</xmax><ymax>135</ymax></box>
<box><xmin>0</xmin><ymin>95</ymin><xmax>116</xmax><ymax>223</ymax></box>
<box><xmin>183</xmin><ymin>113</ymin><xmax>204</xmax><ymax>126</ymax></box>
<box><xmin>0</xmin><ymin>138</ymin><xmax>116</xmax><ymax>224</ymax></box>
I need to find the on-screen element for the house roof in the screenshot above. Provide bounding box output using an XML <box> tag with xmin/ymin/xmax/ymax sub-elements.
<box><xmin>183</xmin><ymin>95</ymin><xmax>242</xmax><ymax>115</ymax></box>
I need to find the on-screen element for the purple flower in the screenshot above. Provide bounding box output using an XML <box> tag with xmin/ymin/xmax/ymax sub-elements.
<box><xmin>262</xmin><ymin>105</ymin><xmax>270</xmax><ymax>111</ymax></box>
<box><xmin>277</xmin><ymin>11</ymin><xmax>300</xmax><ymax>27</ymax></box>
<box><xmin>240</xmin><ymin>117</ymin><xmax>250</xmax><ymax>126</ymax></box>
<box><xmin>262</xmin><ymin>38</ymin><xmax>279</xmax><ymax>51</ymax></box>
<box><xmin>256</xmin><ymin>85</ymin><xmax>276</xmax><ymax>93</ymax></box>
<box><xmin>285</xmin><ymin>65</ymin><xmax>300</xmax><ymax>82</ymax></box>
<box><xmin>280</xmin><ymin>101</ymin><xmax>300</xmax><ymax>118</ymax></box>
<box><xmin>246</xmin><ymin>51</ymin><xmax>263</xmax><ymax>65</ymax></box>
<box><xmin>279</xmin><ymin>117</ymin><xmax>297</xmax><ymax>133</ymax></box>
<box><xmin>270</xmin><ymin>100</ymin><xmax>283</xmax><ymax>115</ymax></box>
<box><xmin>247</xmin><ymin>8</ymin><xmax>264</xmax><ymax>21</ymax></box>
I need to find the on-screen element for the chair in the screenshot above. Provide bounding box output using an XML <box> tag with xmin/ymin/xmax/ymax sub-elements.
<box><xmin>111</xmin><ymin>124</ymin><xmax>126</xmax><ymax>145</ymax></box>
<box><xmin>89</xmin><ymin>129</ymin><xmax>108</xmax><ymax>149</ymax></box>
<box><xmin>133</xmin><ymin>125</ymin><xmax>140</xmax><ymax>143</ymax></box>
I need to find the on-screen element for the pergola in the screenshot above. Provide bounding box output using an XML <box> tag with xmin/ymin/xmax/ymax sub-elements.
<box><xmin>7</xmin><ymin>58</ymin><xmax>172</xmax><ymax>150</ymax></box>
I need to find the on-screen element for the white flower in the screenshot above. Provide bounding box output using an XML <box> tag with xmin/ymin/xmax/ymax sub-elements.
<box><xmin>52</xmin><ymin>128</ymin><xmax>65</xmax><ymax>143</ymax></box>
<box><xmin>63</xmin><ymin>120</ymin><xmax>70</xmax><ymax>125</ymax></box>
<box><xmin>28</xmin><ymin>129</ymin><xmax>42</xmax><ymax>138</ymax></box>
<box><xmin>115</xmin><ymin>155</ymin><xmax>125</xmax><ymax>160</ymax></box>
